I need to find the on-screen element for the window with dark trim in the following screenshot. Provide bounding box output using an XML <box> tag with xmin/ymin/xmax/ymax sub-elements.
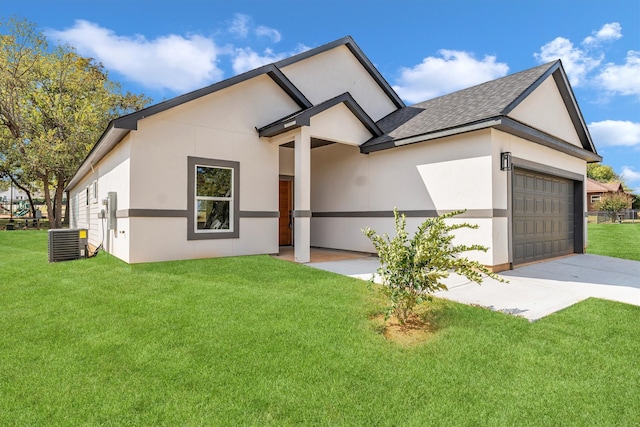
<box><xmin>187</xmin><ymin>157</ymin><xmax>239</xmax><ymax>240</ymax></box>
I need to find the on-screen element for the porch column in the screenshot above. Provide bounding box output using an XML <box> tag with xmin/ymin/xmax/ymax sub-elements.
<box><xmin>294</xmin><ymin>126</ymin><xmax>311</xmax><ymax>263</ymax></box>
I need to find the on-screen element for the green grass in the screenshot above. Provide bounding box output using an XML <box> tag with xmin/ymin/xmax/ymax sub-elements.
<box><xmin>587</xmin><ymin>222</ymin><xmax>640</xmax><ymax>261</ymax></box>
<box><xmin>1</xmin><ymin>231</ymin><xmax>639</xmax><ymax>425</ymax></box>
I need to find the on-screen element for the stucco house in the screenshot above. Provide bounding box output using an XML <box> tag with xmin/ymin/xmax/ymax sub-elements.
<box><xmin>66</xmin><ymin>36</ymin><xmax>601</xmax><ymax>270</ymax></box>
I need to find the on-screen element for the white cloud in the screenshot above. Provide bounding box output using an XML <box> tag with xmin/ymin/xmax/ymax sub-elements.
<box><xmin>534</xmin><ymin>22</ymin><xmax>636</xmax><ymax>93</ymax></box>
<box><xmin>583</xmin><ymin>22</ymin><xmax>622</xmax><ymax>45</ymax></box>
<box><xmin>596</xmin><ymin>50</ymin><xmax>640</xmax><ymax>97</ymax></box>
<box><xmin>621</xmin><ymin>166</ymin><xmax>640</xmax><ymax>183</ymax></box>
<box><xmin>392</xmin><ymin>50</ymin><xmax>509</xmax><ymax>104</ymax></box>
<box><xmin>48</xmin><ymin>20</ymin><xmax>223</xmax><ymax>93</ymax></box>
<box><xmin>231</xmin><ymin>44</ymin><xmax>309</xmax><ymax>74</ymax></box>
<box><xmin>256</xmin><ymin>26</ymin><xmax>282</xmax><ymax>43</ymax></box>
<box><xmin>534</xmin><ymin>37</ymin><xmax>601</xmax><ymax>86</ymax></box>
<box><xmin>588</xmin><ymin>120</ymin><xmax>640</xmax><ymax>147</ymax></box>
<box><xmin>228</xmin><ymin>14</ymin><xmax>281</xmax><ymax>43</ymax></box>
<box><xmin>231</xmin><ymin>47</ymin><xmax>287</xmax><ymax>74</ymax></box>
<box><xmin>228</xmin><ymin>14</ymin><xmax>250</xmax><ymax>38</ymax></box>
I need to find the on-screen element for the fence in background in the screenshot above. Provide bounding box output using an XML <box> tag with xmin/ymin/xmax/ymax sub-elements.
<box><xmin>588</xmin><ymin>209</ymin><xmax>638</xmax><ymax>224</ymax></box>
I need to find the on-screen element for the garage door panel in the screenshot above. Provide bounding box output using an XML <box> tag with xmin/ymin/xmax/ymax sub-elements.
<box><xmin>513</xmin><ymin>169</ymin><xmax>574</xmax><ymax>265</ymax></box>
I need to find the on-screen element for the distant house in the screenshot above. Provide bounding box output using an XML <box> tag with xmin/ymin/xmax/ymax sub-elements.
<box><xmin>586</xmin><ymin>178</ymin><xmax>632</xmax><ymax>211</ymax></box>
<box><xmin>66</xmin><ymin>36</ymin><xmax>601</xmax><ymax>270</ymax></box>
<box><xmin>0</xmin><ymin>187</ymin><xmax>28</xmax><ymax>204</ymax></box>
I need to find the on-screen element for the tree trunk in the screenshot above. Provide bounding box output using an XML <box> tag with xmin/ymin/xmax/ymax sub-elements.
<box><xmin>53</xmin><ymin>174</ymin><xmax>65</xmax><ymax>229</ymax></box>
<box><xmin>42</xmin><ymin>174</ymin><xmax>56</xmax><ymax>229</ymax></box>
<box><xmin>63</xmin><ymin>195</ymin><xmax>70</xmax><ymax>226</ymax></box>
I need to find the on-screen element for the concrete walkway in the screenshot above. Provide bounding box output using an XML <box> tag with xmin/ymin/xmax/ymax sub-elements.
<box><xmin>307</xmin><ymin>254</ymin><xmax>640</xmax><ymax>321</ymax></box>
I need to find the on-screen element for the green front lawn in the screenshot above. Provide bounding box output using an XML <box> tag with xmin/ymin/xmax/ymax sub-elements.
<box><xmin>1</xmin><ymin>231</ymin><xmax>639</xmax><ymax>425</ymax></box>
<box><xmin>587</xmin><ymin>222</ymin><xmax>640</xmax><ymax>261</ymax></box>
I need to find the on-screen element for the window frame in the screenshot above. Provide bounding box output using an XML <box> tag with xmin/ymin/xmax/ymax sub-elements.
<box><xmin>187</xmin><ymin>157</ymin><xmax>240</xmax><ymax>240</ymax></box>
<box><xmin>90</xmin><ymin>180</ymin><xmax>98</xmax><ymax>204</ymax></box>
<box><xmin>590</xmin><ymin>194</ymin><xmax>601</xmax><ymax>204</ymax></box>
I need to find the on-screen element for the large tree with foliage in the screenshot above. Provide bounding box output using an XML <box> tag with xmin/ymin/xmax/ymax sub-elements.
<box><xmin>0</xmin><ymin>17</ymin><xmax>43</xmax><ymax>216</ymax></box>
<box><xmin>0</xmin><ymin>17</ymin><xmax>149</xmax><ymax>227</ymax></box>
<box><xmin>587</xmin><ymin>163</ymin><xmax>621</xmax><ymax>183</ymax></box>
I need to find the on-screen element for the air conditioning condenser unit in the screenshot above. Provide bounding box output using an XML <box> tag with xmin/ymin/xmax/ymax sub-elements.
<box><xmin>48</xmin><ymin>228</ymin><xmax>88</xmax><ymax>263</ymax></box>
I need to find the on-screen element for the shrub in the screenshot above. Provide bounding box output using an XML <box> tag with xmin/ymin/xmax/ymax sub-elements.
<box><xmin>363</xmin><ymin>209</ymin><xmax>505</xmax><ymax>324</ymax></box>
<box><xmin>594</xmin><ymin>192</ymin><xmax>632</xmax><ymax>222</ymax></box>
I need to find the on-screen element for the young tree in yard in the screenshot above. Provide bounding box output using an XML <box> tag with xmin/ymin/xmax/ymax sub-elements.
<box><xmin>363</xmin><ymin>209</ymin><xmax>505</xmax><ymax>325</ymax></box>
<box><xmin>0</xmin><ymin>17</ymin><xmax>149</xmax><ymax>228</ymax></box>
<box><xmin>594</xmin><ymin>192</ymin><xmax>632</xmax><ymax>222</ymax></box>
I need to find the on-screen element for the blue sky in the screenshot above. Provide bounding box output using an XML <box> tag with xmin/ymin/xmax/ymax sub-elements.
<box><xmin>2</xmin><ymin>0</ymin><xmax>639</xmax><ymax>191</ymax></box>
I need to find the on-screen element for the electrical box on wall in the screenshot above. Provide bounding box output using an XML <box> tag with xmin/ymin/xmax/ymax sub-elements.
<box><xmin>107</xmin><ymin>192</ymin><xmax>117</xmax><ymax>230</ymax></box>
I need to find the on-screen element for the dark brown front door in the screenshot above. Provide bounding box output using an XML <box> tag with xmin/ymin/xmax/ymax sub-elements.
<box><xmin>279</xmin><ymin>180</ymin><xmax>292</xmax><ymax>246</ymax></box>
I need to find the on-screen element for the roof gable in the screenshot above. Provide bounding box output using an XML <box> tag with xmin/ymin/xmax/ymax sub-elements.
<box><xmin>67</xmin><ymin>36</ymin><xmax>403</xmax><ymax>191</ymax></box>
<box><xmin>361</xmin><ymin>61</ymin><xmax>600</xmax><ymax>162</ymax></box>
<box><xmin>258</xmin><ymin>92</ymin><xmax>381</xmax><ymax>139</ymax></box>
<box><xmin>508</xmin><ymin>75</ymin><xmax>583</xmax><ymax>147</ymax></box>
<box><xmin>587</xmin><ymin>178</ymin><xmax>624</xmax><ymax>193</ymax></box>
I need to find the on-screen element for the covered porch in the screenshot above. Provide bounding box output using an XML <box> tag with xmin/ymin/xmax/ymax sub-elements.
<box><xmin>259</xmin><ymin>93</ymin><xmax>383</xmax><ymax>263</ymax></box>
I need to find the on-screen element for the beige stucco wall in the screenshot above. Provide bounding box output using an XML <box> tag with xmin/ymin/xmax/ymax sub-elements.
<box><xmin>308</xmin><ymin>126</ymin><xmax>588</xmax><ymax>267</ymax></box>
<box><xmin>309</xmin><ymin>103</ymin><xmax>373</xmax><ymax>145</ymax></box>
<box><xmin>68</xmin><ymin>73</ymin><xmax>303</xmax><ymax>264</ymax></box>
<box><xmin>508</xmin><ymin>76</ymin><xmax>582</xmax><ymax>148</ymax></box>
<box><xmin>309</xmin><ymin>131</ymin><xmax>498</xmax><ymax>265</ymax></box>
<box><xmin>68</xmin><ymin>135</ymin><xmax>132</xmax><ymax>262</ymax></box>
<box><xmin>280</xmin><ymin>45</ymin><xmax>398</xmax><ymax>122</ymax></box>
<box><xmin>279</xmin><ymin>147</ymin><xmax>295</xmax><ymax>177</ymax></box>
<box><xmin>121</xmin><ymin>74</ymin><xmax>295</xmax><ymax>263</ymax></box>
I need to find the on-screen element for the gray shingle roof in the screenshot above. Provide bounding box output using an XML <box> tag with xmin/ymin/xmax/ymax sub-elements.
<box><xmin>363</xmin><ymin>61</ymin><xmax>559</xmax><ymax>149</ymax></box>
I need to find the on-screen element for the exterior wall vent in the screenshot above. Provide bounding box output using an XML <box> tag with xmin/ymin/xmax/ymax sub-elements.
<box><xmin>48</xmin><ymin>229</ymin><xmax>88</xmax><ymax>263</ymax></box>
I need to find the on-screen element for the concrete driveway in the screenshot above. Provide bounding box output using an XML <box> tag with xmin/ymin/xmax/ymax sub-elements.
<box><xmin>307</xmin><ymin>254</ymin><xmax>640</xmax><ymax>321</ymax></box>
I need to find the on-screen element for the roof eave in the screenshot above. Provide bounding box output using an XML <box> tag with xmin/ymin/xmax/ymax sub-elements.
<box><xmin>65</xmin><ymin>123</ymin><xmax>131</xmax><ymax>191</ymax></box>
<box><xmin>361</xmin><ymin>116</ymin><xmax>602</xmax><ymax>163</ymax></box>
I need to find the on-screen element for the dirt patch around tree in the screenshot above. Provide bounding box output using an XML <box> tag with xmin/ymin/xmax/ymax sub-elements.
<box><xmin>371</xmin><ymin>313</ymin><xmax>440</xmax><ymax>347</ymax></box>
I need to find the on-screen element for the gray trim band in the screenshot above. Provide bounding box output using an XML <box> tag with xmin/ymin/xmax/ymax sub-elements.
<box><xmin>115</xmin><ymin>209</ymin><xmax>278</xmax><ymax>219</ymax></box>
<box><xmin>116</xmin><ymin>209</ymin><xmax>187</xmax><ymax>218</ymax></box>
<box><xmin>239</xmin><ymin>211</ymin><xmax>279</xmax><ymax>218</ymax></box>
<box><xmin>311</xmin><ymin>209</ymin><xmax>507</xmax><ymax>218</ymax></box>
<box><xmin>293</xmin><ymin>210</ymin><xmax>312</xmax><ymax>218</ymax></box>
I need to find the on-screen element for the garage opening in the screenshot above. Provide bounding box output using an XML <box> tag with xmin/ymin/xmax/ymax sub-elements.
<box><xmin>512</xmin><ymin>169</ymin><xmax>577</xmax><ymax>265</ymax></box>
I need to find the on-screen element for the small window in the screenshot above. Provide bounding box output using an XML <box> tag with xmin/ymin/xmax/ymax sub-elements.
<box><xmin>90</xmin><ymin>180</ymin><xmax>98</xmax><ymax>204</ymax></box>
<box><xmin>187</xmin><ymin>157</ymin><xmax>239</xmax><ymax>240</ymax></box>
<box><xmin>196</xmin><ymin>166</ymin><xmax>233</xmax><ymax>231</ymax></box>
<box><xmin>86</xmin><ymin>187</ymin><xmax>90</xmax><ymax>206</ymax></box>
<box><xmin>591</xmin><ymin>195</ymin><xmax>601</xmax><ymax>204</ymax></box>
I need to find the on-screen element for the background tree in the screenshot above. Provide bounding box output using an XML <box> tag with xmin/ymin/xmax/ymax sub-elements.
<box><xmin>0</xmin><ymin>17</ymin><xmax>149</xmax><ymax>227</ymax></box>
<box><xmin>594</xmin><ymin>192</ymin><xmax>632</xmax><ymax>222</ymax></box>
<box><xmin>0</xmin><ymin>17</ymin><xmax>43</xmax><ymax>217</ymax></box>
<box><xmin>587</xmin><ymin>163</ymin><xmax>621</xmax><ymax>183</ymax></box>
